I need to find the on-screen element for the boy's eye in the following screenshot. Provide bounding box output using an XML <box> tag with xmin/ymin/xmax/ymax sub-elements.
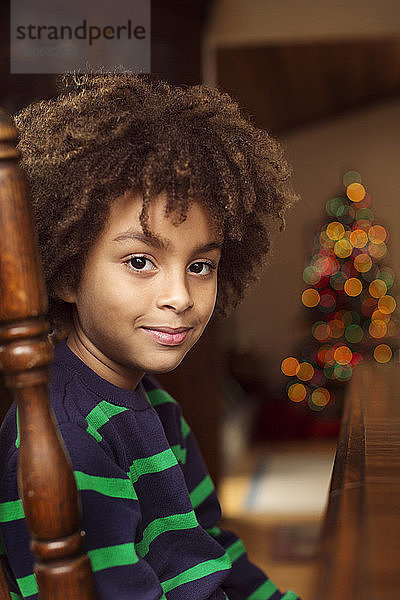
<box><xmin>126</xmin><ymin>256</ymin><xmax>156</xmax><ymax>271</ymax></box>
<box><xmin>189</xmin><ymin>261</ymin><xmax>215</xmax><ymax>275</ymax></box>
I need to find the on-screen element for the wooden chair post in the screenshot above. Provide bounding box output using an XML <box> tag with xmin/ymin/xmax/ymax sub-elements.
<box><xmin>0</xmin><ymin>109</ymin><xmax>96</xmax><ymax>599</ymax></box>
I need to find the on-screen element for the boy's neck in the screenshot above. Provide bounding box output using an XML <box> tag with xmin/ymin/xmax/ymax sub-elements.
<box><xmin>66</xmin><ymin>329</ymin><xmax>145</xmax><ymax>391</ymax></box>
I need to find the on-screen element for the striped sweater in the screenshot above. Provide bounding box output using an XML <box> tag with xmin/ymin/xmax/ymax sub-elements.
<box><xmin>0</xmin><ymin>340</ymin><xmax>299</xmax><ymax>600</ymax></box>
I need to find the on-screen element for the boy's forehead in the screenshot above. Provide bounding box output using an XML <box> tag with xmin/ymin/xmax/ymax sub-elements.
<box><xmin>107</xmin><ymin>190</ymin><xmax>223</xmax><ymax>248</ymax></box>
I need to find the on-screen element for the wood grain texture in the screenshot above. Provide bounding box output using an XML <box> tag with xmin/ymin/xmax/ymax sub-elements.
<box><xmin>313</xmin><ymin>362</ymin><xmax>400</xmax><ymax>600</ymax></box>
<box><xmin>0</xmin><ymin>108</ymin><xmax>96</xmax><ymax>599</ymax></box>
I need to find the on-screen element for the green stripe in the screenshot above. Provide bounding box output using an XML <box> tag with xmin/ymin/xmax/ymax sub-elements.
<box><xmin>145</xmin><ymin>388</ymin><xmax>176</xmax><ymax>407</ymax></box>
<box><xmin>190</xmin><ymin>475</ymin><xmax>214</xmax><ymax>509</ymax></box>
<box><xmin>247</xmin><ymin>579</ymin><xmax>279</xmax><ymax>600</ymax></box>
<box><xmin>16</xmin><ymin>574</ymin><xmax>37</xmax><ymax>598</ymax></box>
<box><xmin>171</xmin><ymin>444</ymin><xmax>187</xmax><ymax>465</ymax></box>
<box><xmin>136</xmin><ymin>510</ymin><xmax>199</xmax><ymax>557</ymax></box>
<box><xmin>206</xmin><ymin>526</ymin><xmax>221</xmax><ymax>537</ymax></box>
<box><xmin>74</xmin><ymin>471</ymin><xmax>137</xmax><ymax>500</ymax></box>
<box><xmin>10</xmin><ymin>593</ymin><xmax>23</xmax><ymax>600</ymax></box>
<box><xmin>282</xmin><ymin>592</ymin><xmax>299</xmax><ymax>600</ymax></box>
<box><xmin>88</xmin><ymin>542</ymin><xmax>138</xmax><ymax>572</ymax></box>
<box><xmin>128</xmin><ymin>448</ymin><xmax>178</xmax><ymax>484</ymax></box>
<box><xmin>161</xmin><ymin>555</ymin><xmax>231</xmax><ymax>594</ymax></box>
<box><xmin>226</xmin><ymin>538</ymin><xmax>246</xmax><ymax>563</ymax></box>
<box><xmin>85</xmin><ymin>401</ymin><xmax>128</xmax><ymax>442</ymax></box>
<box><xmin>0</xmin><ymin>499</ymin><xmax>24</xmax><ymax>522</ymax></box>
<box><xmin>15</xmin><ymin>406</ymin><xmax>20</xmax><ymax>449</ymax></box>
<box><xmin>181</xmin><ymin>416</ymin><xmax>190</xmax><ymax>438</ymax></box>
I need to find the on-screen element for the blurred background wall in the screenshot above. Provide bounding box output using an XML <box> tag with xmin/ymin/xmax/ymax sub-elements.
<box><xmin>204</xmin><ymin>0</ymin><xmax>400</xmax><ymax>392</ymax></box>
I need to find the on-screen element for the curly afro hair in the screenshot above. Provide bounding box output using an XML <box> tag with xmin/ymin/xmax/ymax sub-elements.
<box><xmin>14</xmin><ymin>69</ymin><xmax>298</xmax><ymax>338</ymax></box>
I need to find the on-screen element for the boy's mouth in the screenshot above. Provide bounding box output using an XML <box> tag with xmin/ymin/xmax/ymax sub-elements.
<box><xmin>140</xmin><ymin>326</ymin><xmax>192</xmax><ymax>346</ymax></box>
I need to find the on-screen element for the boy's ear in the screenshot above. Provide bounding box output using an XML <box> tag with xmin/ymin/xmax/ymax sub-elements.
<box><xmin>54</xmin><ymin>284</ymin><xmax>76</xmax><ymax>304</ymax></box>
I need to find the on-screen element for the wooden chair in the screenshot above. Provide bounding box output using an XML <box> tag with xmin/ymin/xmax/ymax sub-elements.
<box><xmin>0</xmin><ymin>109</ymin><xmax>97</xmax><ymax>599</ymax></box>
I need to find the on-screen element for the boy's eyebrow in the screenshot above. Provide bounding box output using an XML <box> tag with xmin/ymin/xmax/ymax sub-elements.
<box><xmin>113</xmin><ymin>230</ymin><xmax>166</xmax><ymax>249</ymax></box>
<box><xmin>113</xmin><ymin>229</ymin><xmax>222</xmax><ymax>253</ymax></box>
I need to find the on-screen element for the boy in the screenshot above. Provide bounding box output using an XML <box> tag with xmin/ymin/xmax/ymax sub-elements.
<box><xmin>0</xmin><ymin>71</ymin><xmax>299</xmax><ymax>600</ymax></box>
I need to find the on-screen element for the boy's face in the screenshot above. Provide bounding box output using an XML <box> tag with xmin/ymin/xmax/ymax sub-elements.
<box><xmin>64</xmin><ymin>191</ymin><xmax>222</xmax><ymax>389</ymax></box>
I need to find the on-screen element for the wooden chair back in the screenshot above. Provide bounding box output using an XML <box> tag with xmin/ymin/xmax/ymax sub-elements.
<box><xmin>0</xmin><ymin>109</ymin><xmax>97</xmax><ymax>599</ymax></box>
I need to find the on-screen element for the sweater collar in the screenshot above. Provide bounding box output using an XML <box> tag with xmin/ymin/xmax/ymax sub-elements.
<box><xmin>53</xmin><ymin>339</ymin><xmax>150</xmax><ymax>410</ymax></box>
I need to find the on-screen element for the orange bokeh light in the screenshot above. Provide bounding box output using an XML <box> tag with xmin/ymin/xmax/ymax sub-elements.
<box><xmin>288</xmin><ymin>383</ymin><xmax>307</xmax><ymax>402</ymax></box>
<box><xmin>334</xmin><ymin>345</ymin><xmax>353</xmax><ymax>365</ymax></box>
<box><xmin>378</xmin><ymin>295</ymin><xmax>396</xmax><ymax>315</ymax></box>
<box><xmin>369</xmin><ymin>279</ymin><xmax>387</xmax><ymax>298</ymax></box>
<box><xmin>281</xmin><ymin>357</ymin><xmax>299</xmax><ymax>376</ymax></box>
<box><xmin>347</xmin><ymin>183</ymin><xmax>366</xmax><ymax>203</ymax></box>
<box><xmin>326</xmin><ymin>221</ymin><xmax>345</xmax><ymax>241</ymax></box>
<box><xmin>302</xmin><ymin>288</ymin><xmax>320</xmax><ymax>308</ymax></box>
<box><xmin>296</xmin><ymin>362</ymin><xmax>315</xmax><ymax>381</ymax></box>
<box><xmin>311</xmin><ymin>388</ymin><xmax>330</xmax><ymax>407</ymax></box>
<box><xmin>344</xmin><ymin>277</ymin><xmax>363</xmax><ymax>297</ymax></box>
<box><xmin>369</xmin><ymin>320</ymin><xmax>387</xmax><ymax>338</ymax></box>
<box><xmin>374</xmin><ymin>344</ymin><xmax>392</xmax><ymax>363</ymax></box>
<box><xmin>368</xmin><ymin>225</ymin><xmax>387</xmax><ymax>244</ymax></box>
<box><xmin>350</xmin><ymin>229</ymin><xmax>368</xmax><ymax>248</ymax></box>
<box><xmin>354</xmin><ymin>253</ymin><xmax>372</xmax><ymax>273</ymax></box>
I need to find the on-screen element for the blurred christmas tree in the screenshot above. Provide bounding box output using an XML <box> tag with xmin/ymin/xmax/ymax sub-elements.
<box><xmin>281</xmin><ymin>170</ymin><xmax>399</xmax><ymax>412</ymax></box>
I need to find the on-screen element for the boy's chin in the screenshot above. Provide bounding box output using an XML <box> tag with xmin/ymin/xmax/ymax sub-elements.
<box><xmin>145</xmin><ymin>353</ymin><xmax>188</xmax><ymax>375</ymax></box>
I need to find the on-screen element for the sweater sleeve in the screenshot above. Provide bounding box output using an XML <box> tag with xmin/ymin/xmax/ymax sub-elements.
<box><xmin>0</xmin><ymin>422</ymin><xmax>166</xmax><ymax>600</ymax></box>
<box><xmin>179</xmin><ymin>416</ymin><xmax>301</xmax><ymax>600</ymax></box>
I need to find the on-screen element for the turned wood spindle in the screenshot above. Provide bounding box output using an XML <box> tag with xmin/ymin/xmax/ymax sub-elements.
<box><xmin>0</xmin><ymin>109</ymin><xmax>96</xmax><ymax>600</ymax></box>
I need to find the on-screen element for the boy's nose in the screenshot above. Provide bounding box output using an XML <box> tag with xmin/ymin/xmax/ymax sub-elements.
<box><xmin>156</xmin><ymin>273</ymin><xmax>194</xmax><ymax>313</ymax></box>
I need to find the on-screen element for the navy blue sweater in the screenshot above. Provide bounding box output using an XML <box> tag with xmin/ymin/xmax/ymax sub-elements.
<box><xmin>0</xmin><ymin>340</ymin><xmax>299</xmax><ymax>600</ymax></box>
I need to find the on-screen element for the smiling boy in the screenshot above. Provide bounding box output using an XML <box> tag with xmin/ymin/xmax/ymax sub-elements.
<box><xmin>0</xmin><ymin>71</ymin><xmax>299</xmax><ymax>600</ymax></box>
<box><xmin>63</xmin><ymin>190</ymin><xmax>222</xmax><ymax>389</ymax></box>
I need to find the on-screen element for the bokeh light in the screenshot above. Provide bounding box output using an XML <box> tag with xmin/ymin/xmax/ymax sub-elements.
<box><xmin>350</xmin><ymin>229</ymin><xmax>368</xmax><ymax>248</ymax></box>
<box><xmin>369</xmin><ymin>279</ymin><xmax>387</xmax><ymax>298</ymax></box>
<box><xmin>374</xmin><ymin>344</ymin><xmax>392</xmax><ymax>363</ymax></box>
<box><xmin>317</xmin><ymin>345</ymin><xmax>334</xmax><ymax>366</ymax></box>
<box><xmin>334</xmin><ymin>364</ymin><xmax>353</xmax><ymax>381</ymax></box>
<box><xmin>319</xmin><ymin>230</ymin><xmax>335</xmax><ymax>249</ymax></box>
<box><xmin>323</xmin><ymin>365</ymin><xmax>336</xmax><ymax>379</ymax></box>
<box><xmin>369</xmin><ymin>320</ymin><xmax>387</xmax><ymax>338</ymax></box>
<box><xmin>330</xmin><ymin>271</ymin><xmax>347</xmax><ymax>291</ymax></box>
<box><xmin>371</xmin><ymin>309</ymin><xmax>390</xmax><ymax>323</ymax></box>
<box><xmin>356</xmin><ymin>208</ymin><xmax>374</xmax><ymax>223</ymax></box>
<box><xmin>368</xmin><ymin>242</ymin><xmax>387</xmax><ymax>260</ymax></box>
<box><xmin>378</xmin><ymin>295</ymin><xmax>396</xmax><ymax>314</ymax></box>
<box><xmin>326</xmin><ymin>222</ymin><xmax>345</xmax><ymax>241</ymax></box>
<box><xmin>326</xmin><ymin>197</ymin><xmax>349</xmax><ymax>219</ymax></box>
<box><xmin>319</xmin><ymin>291</ymin><xmax>336</xmax><ymax>312</ymax></box>
<box><xmin>347</xmin><ymin>183</ymin><xmax>366</xmax><ymax>203</ymax></box>
<box><xmin>311</xmin><ymin>387</ymin><xmax>330</xmax><ymax>408</ymax></box>
<box><xmin>329</xmin><ymin>319</ymin><xmax>345</xmax><ymax>338</ymax></box>
<box><xmin>345</xmin><ymin>324</ymin><xmax>364</xmax><ymax>343</ymax></box>
<box><xmin>296</xmin><ymin>362</ymin><xmax>315</xmax><ymax>381</ymax></box>
<box><xmin>344</xmin><ymin>277</ymin><xmax>363</xmax><ymax>297</ymax></box>
<box><xmin>334</xmin><ymin>345</ymin><xmax>353</xmax><ymax>365</ymax></box>
<box><xmin>343</xmin><ymin>170</ymin><xmax>362</xmax><ymax>187</ymax></box>
<box><xmin>334</xmin><ymin>238</ymin><xmax>353</xmax><ymax>258</ymax></box>
<box><xmin>288</xmin><ymin>383</ymin><xmax>307</xmax><ymax>402</ymax></box>
<box><xmin>303</xmin><ymin>266</ymin><xmax>320</xmax><ymax>285</ymax></box>
<box><xmin>354</xmin><ymin>253</ymin><xmax>372</xmax><ymax>273</ymax></box>
<box><xmin>368</xmin><ymin>225</ymin><xmax>387</xmax><ymax>244</ymax></box>
<box><xmin>377</xmin><ymin>267</ymin><xmax>395</xmax><ymax>289</ymax></box>
<box><xmin>313</xmin><ymin>322</ymin><xmax>331</xmax><ymax>342</ymax></box>
<box><xmin>281</xmin><ymin>357</ymin><xmax>300</xmax><ymax>376</ymax></box>
<box><xmin>302</xmin><ymin>288</ymin><xmax>320</xmax><ymax>308</ymax></box>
